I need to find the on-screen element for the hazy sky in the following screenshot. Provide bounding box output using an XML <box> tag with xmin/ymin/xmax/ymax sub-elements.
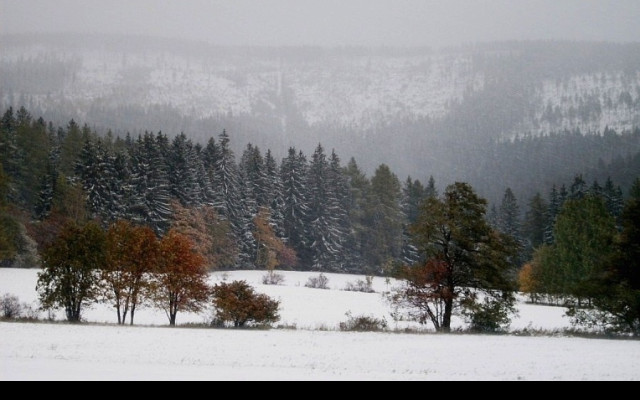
<box><xmin>2</xmin><ymin>0</ymin><xmax>640</xmax><ymax>47</ymax></box>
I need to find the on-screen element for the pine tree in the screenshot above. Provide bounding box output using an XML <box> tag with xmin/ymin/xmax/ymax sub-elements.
<box><xmin>523</xmin><ymin>192</ymin><xmax>548</xmax><ymax>250</ymax></box>
<box><xmin>35</xmin><ymin>132</ymin><xmax>61</xmax><ymax>220</ymax></box>
<box><xmin>545</xmin><ymin>185</ymin><xmax>563</xmax><ymax>245</ymax></box>
<box><xmin>364</xmin><ymin>164</ymin><xmax>404</xmax><ymax>269</ymax></box>
<box><xmin>168</xmin><ymin>133</ymin><xmax>202</xmax><ymax>207</ymax></box>
<box><xmin>211</xmin><ymin>130</ymin><xmax>246</xmax><ymax>266</ymax></box>
<box><xmin>307</xmin><ymin>144</ymin><xmax>344</xmax><ymax>271</ymax></box>
<box><xmin>497</xmin><ymin>188</ymin><xmax>521</xmax><ymax>239</ymax></box>
<box><xmin>263</xmin><ymin>150</ymin><xmax>285</xmax><ymax>238</ymax></box>
<box><xmin>0</xmin><ymin>107</ymin><xmax>22</xmax><ymax>203</ymax></box>
<box><xmin>326</xmin><ymin>150</ymin><xmax>351</xmax><ymax>270</ymax></box>
<box><xmin>280</xmin><ymin>148</ymin><xmax>310</xmax><ymax>260</ymax></box>
<box><xmin>603</xmin><ymin>177</ymin><xmax>624</xmax><ymax>219</ymax></box>
<box><xmin>343</xmin><ymin>158</ymin><xmax>369</xmax><ymax>271</ymax></box>
<box><xmin>425</xmin><ymin>175</ymin><xmax>438</xmax><ymax>199</ymax></box>
<box><xmin>401</xmin><ymin>177</ymin><xmax>427</xmax><ymax>266</ymax></box>
<box><xmin>212</xmin><ymin>130</ymin><xmax>243</xmax><ymax>228</ymax></box>
<box><xmin>240</xmin><ymin>144</ymin><xmax>267</xmax><ymax>209</ymax></box>
<box><xmin>129</xmin><ymin>132</ymin><xmax>172</xmax><ymax>235</ymax></box>
<box><xmin>402</xmin><ymin>177</ymin><xmax>426</xmax><ymax>225</ymax></box>
<box><xmin>58</xmin><ymin>119</ymin><xmax>84</xmax><ymax>177</ymax></box>
<box><xmin>76</xmin><ymin>138</ymin><xmax>124</xmax><ymax>225</ymax></box>
<box><xmin>569</xmin><ymin>175</ymin><xmax>587</xmax><ymax>200</ymax></box>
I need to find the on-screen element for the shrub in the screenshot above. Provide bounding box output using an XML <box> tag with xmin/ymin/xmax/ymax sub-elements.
<box><xmin>211</xmin><ymin>280</ymin><xmax>280</xmax><ymax>328</ymax></box>
<box><xmin>305</xmin><ymin>274</ymin><xmax>329</xmax><ymax>290</ymax></box>
<box><xmin>1</xmin><ymin>294</ymin><xmax>23</xmax><ymax>319</ymax></box>
<box><xmin>461</xmin><ymin>295</ymin><xmax>516</xmax><ymax>333</ymax></box>
<box><xmin>262</xmin><ymin>271</ymin><xmax>286</xmax><ymax>286</ymax></box>
<box><xmin>339</xmin><ymin>312</ymin><xmax>387</xmax><ymax>332</ymax></box>
<box><xmin>344</xmin><ymin>276</ymin><xmax>375</xmax><ymax>293</ymax></box>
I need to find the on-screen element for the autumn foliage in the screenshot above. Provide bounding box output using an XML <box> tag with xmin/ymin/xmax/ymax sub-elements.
<box><xmin>211</xmin><ymin>280</ymin><xmax>280</xmax><ymax>328</ymax></box>
<box><xmin>104</xmin><ymin>221</ymin><xmax>159</xmax><ymax>325</ymax></box>
<box><xmin>151</xmin><ymin>229</ymin><xmax>210</xmax><ymax>326</ymax></box>
<box><xmin>170</xmin><ymin>201</ymin><xmax>237</xmax><ymax>270</ymax></box>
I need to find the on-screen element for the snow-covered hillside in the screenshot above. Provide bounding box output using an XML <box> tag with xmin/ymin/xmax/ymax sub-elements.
<box><xmin>2</xmin><ymin>37</ymin><xmax>639</xmax><ymax>138</ymax></box>
<box><xmin>1</xmin><ymin>268</ymin><xmax>639</xmax><ymax>381</ymax></box>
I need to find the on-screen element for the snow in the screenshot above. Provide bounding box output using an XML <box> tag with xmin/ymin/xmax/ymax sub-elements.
<box><xmin>1</xmin><ymin>268</ymin><xmax>639</xmax><ymax>380</ymax></box>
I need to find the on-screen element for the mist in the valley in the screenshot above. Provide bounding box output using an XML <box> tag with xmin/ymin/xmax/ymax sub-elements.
<box><xmin>1</xmin><ymin>0</ymin><xmax>640</xmax><ymax>204</ymax></box>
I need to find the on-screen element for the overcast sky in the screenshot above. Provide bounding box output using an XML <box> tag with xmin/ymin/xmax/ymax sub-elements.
<box><xmin>2</xmin><ymin>0</ymin><xmax>640</xmax><ymax>47</ymax></box>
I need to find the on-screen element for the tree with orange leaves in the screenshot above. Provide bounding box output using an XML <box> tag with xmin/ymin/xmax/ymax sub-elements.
<box><xmin>170</xmin><ymin>200</ymin><xmax>237</xmax><ymax>270</ymax></box>
<box><xmin>103</xmin><ymin>221</ymin><xmax>159</xmax><ymax>325</ymax></box>
<box><xmin>152</xmin><ymin>229</ymin><xmax>209</xmax><ymax>326</ymax></box>
<box><xmin>254</xmin><ymin>208</ymin><xmax>297</xmax><ymax>271</ymax></box>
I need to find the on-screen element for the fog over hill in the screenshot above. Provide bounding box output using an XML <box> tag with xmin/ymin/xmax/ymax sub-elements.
<box><xmin>2</xmin><ymin>35</ymin><xmax>640</xmax><ymax>201</ymax></box>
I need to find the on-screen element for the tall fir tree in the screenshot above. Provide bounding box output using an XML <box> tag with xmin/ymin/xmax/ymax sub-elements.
<box><xmin>343</xmin><ymin>158</ymin><xmax>370</xmax><ymax>270</ymax></box>
<box><xmin>603</xmin><ymin>177</ymin><xmax>624</xmax><ymax>219</ymax></box>
<box><xmin>211</xmin><ymin>130</ymin><xmax>247</xmax><ymax>266</ymax></box>
<box><xmin>306</xmin><ymin>144</ymin><xmax>345</xmax><ymax>271</ymax></box>
<box><xmin>128</xmin><ymin>132</ymin><xmax>172</xmax><ymax>235</ymax></box>
<box><xmin>168</xmin><ymin>133</ymin><xmax>202</xmax><ymax>207</ymax></box>
<box><xmin>364</xmin><ymin>164</ymin><xmax>404</xmax><ymax>269</ymax></box>
<box><xmin>263</xmin><ymin>149</ymin><xmax>285</xmax><ymax>238</ymax></box>
<box><xmin>523</xmin><ymin>192</ymin><xmax>548</xmax><ymax>251</ymax></box>
<box><xmin>280</xmin><ymin>148</ymin><xmax>309</xmax><ymax>261</ymax></box>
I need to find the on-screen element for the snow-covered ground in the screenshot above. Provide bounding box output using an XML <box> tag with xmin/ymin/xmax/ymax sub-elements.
<box><xmin>1</xmin><ymin>268</ymin><xmax>639</xmax><ymax>380</ymax></box>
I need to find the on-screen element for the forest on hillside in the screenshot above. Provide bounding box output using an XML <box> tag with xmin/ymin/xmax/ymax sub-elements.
<box><xmin>1</xmin><ymin>106</ymin><xmax>637</xmax><ymax>274</ymax></box>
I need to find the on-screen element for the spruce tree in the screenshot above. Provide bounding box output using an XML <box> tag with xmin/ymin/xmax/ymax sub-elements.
<box><xmin>523</xmin><ymin>192</ymin><xmax>548</xmax><ymax>250</ymax></box>
<box><xmin>263</xmin><ymin>149</ymin><xmax>285</xmax><ymax>238</ymax></box>
<box><xmin>280</xmin><ymin>148</ymin><xmax>309</xmax><ymax>261</ymax></box>
<box><xmin>168</xmin><ymin>133</ymin><xmax>202</xmax><ymax>207</ymax></box>
<box><xmin>211</xmin><ymin>130</ymin><xmax>246</xmax><ymax>266</ymax></box>
<box><xmin>343</xmin><ymin>158</ymin><xmax>369</xmax><ymax>271</ymax></box>
<box><xmin>307</xmin><ymin>144</ymin><xmax>344</xmax><ymax>271</ymax></box>
<box><xmin>129</xmin><ymin>132</ymin><xmax>172</xmax><ymax>235</ymax></box>
<box><xmin>364</xmin><ymin>164</ymin><xmax>403</xmax><ymax>269</ymax></box>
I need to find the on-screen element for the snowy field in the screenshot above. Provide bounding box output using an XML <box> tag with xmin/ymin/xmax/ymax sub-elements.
<box><xmin>1</xmin><ymin>268</ymin><xmax>640</xmax><ymax>380</ymax></box>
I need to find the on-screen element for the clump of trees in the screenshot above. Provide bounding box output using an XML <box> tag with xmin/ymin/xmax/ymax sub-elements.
<box><xmin>36</xmin><ymin>220</ymin><xmax>280</xmax><ymax>327</ymax></box>
<box><xmin>390</xmin><ymin>183</ymin><xmax>518</xmax><ymax>333</ymax></box>
<box><xmin>520</xmin><ymin>178</ymin><xmax>640</xmax><ymax>335</ymax></box>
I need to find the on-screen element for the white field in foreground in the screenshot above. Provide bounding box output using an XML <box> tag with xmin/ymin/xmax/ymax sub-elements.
<box><xmin>2</xmin><ymin>322</ymin><xmax>640</xmax><ymax>381</ymax></box>
<box><xmin>3</xmin><ymin>268</ymin><xmax>638</xmax><ymax>381</ymax></box>
<box><xmin>0</xmin><ymin>269</ymin><xmax>569</xmax><ymax>331</ymax></box>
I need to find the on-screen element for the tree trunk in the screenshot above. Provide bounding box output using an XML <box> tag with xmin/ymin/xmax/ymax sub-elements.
<box><xmin>130</xmin><ymin>304</ymin><xmax>136</xmax><ymax>326</ymax></box>
<box><xmin>169</xmin><ymin>312</ymin><xmax>177</xmax><ymax>326</ymax></box>
<box><xmin>442</xmin><ymin>298</ymin><xmax>453</xmax><ymax>333</ymax></box>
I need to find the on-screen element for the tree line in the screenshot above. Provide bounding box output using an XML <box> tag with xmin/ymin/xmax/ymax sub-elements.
<box><xmin>0</xmin><ymin>106</ymin><xmax>433</xmax><ymax>273</ymax></box>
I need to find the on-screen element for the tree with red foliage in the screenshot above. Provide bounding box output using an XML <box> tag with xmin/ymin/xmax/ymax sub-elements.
<box><xmin>152</xmin><ymin>230</ymin><xmax>209</xmax><ymax>326</ymax></box>
<box><xmin>211</xmin><ymin>280</ymin><xmax>280</xmax><ymax>328</ymax></box>
<box><xmin>104</xmin><ymin>221</ymin><xmax>159</xmax><ymax>325</ymax></box>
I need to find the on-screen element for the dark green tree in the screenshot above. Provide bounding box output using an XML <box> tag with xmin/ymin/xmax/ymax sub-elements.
<box><xmin>392</xmin><ymin>182</ymin><xmax>517</xmax><ymax>332</ymax></box>
<box><xmin>280</xmin><ymin>148</ymin><xmax>309</xmax><ymax>258</ymax></box>
<box><xmin>523</xmin><ymin>192</ymin><xmax>548</xmax><ymax>250</ymax></box>
<box><xmin>37</xmin><ymin>222</ymin><xmax>107</xmax><ymax>322</ymax></box>
<box><xmin>553</xmin><ymin>195</ymin><xmax>618</xmax><ymax>302</ymax></box>
<box><xmin>363</xmin><ymin>164</ymin><xmax>404</xmax><ymax>269</ymax></box>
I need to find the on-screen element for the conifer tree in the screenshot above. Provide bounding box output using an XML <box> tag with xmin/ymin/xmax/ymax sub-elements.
<box><xmin>280</xmin><ymin>148</ymin><xmax>309</xmax><ymax>260</ymax></box>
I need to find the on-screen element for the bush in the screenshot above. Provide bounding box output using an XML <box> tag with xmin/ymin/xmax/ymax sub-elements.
<box><xmin>344</xmin><ymin>276</ymin><xmax>375</xmax><ymax>293</ymax></box>
<box><xmin>461</xmin><ymin>295</ymin><xmax>516</xmax><ymax>333</ymax></box>
<box><xmin>305</xmin><ymin>274</ymin><xmax>329</xmax><ymax>290</ymax></box>
<box><xmin>211</xmin><ymin>280</ymin><xmax>280</xmax><ymax>328</ymax></box>
<box><xmin>339</xmin><ymin>312</ymin><xmax>387</xmax><ymax>332</ymax></box>
<box><xmin>262</xmin><ymin>271</ymin><xmax>286</xmax><ymax>286</ymax></box>
<box><xmin>1</xmin><ymin>294</ymin><xmax>23</xmax><ymax>319</ymax></box>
